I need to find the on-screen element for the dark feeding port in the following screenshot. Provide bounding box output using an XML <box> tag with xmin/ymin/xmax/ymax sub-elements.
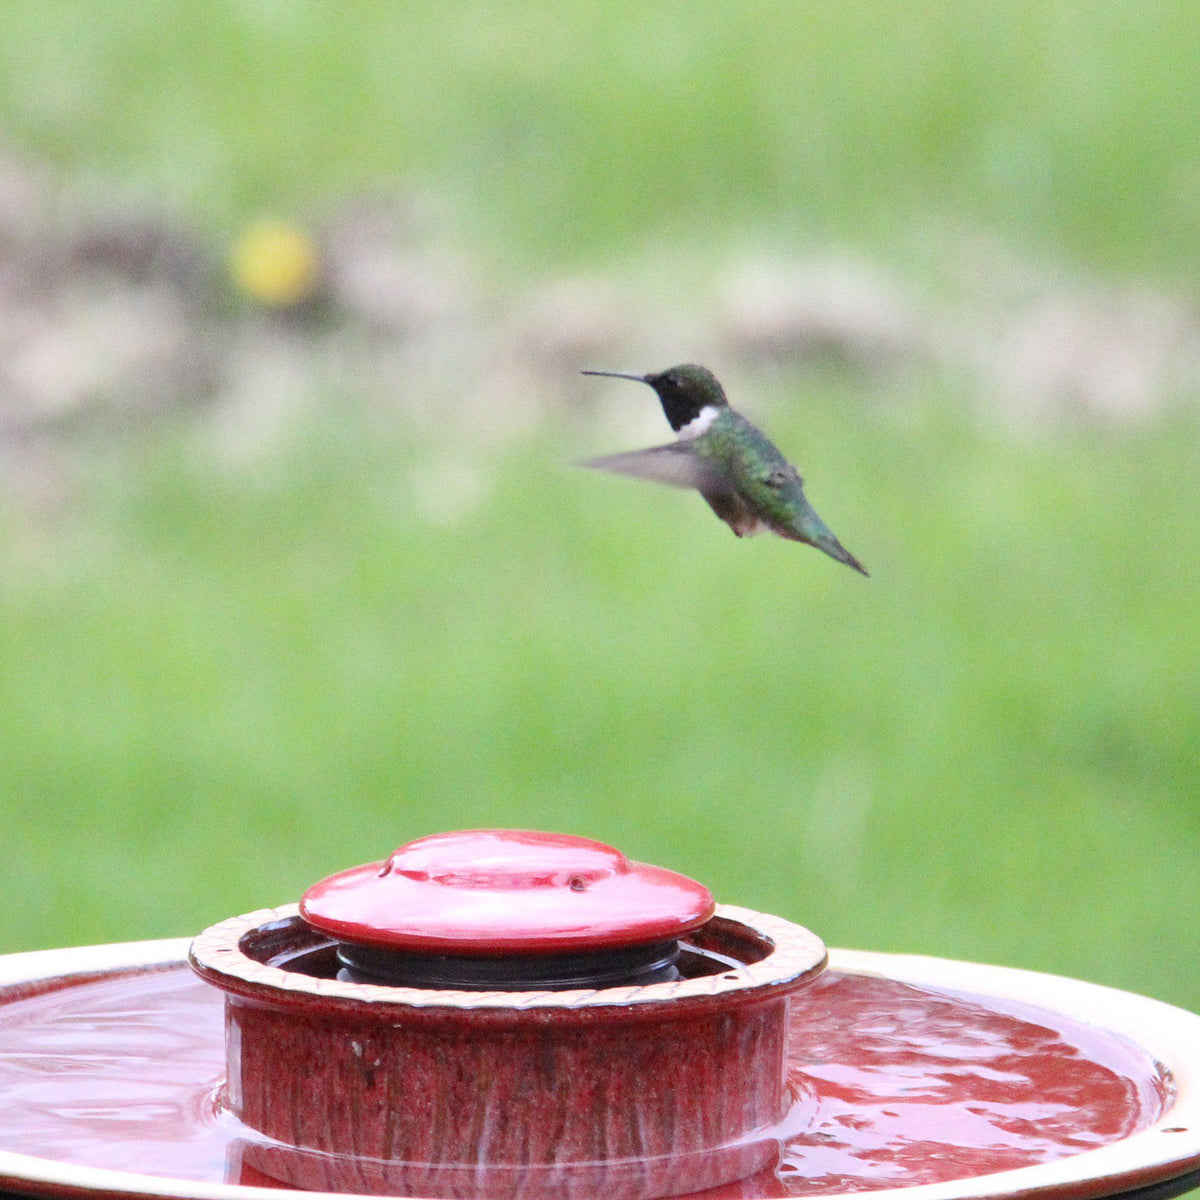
<box><xmin>239</xmin><ymin>909</ymin><xmax>760</xmax><ymax>991</ymax></box>
<box><xmin>333</xmin><ymin>937</ymin><xmax>686</xmax><ymax>990</ymax></box>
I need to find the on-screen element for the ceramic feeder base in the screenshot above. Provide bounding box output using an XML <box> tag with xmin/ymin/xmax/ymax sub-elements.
<box><xmin>232</xmin><ymin>1136</ymin><xmax>781</xmax><ymax>1200</ymax></box>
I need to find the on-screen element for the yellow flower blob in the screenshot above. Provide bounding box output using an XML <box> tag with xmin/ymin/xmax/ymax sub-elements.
<box><xmin>229</xmin><ymin>220</ymin><xmax>320</xmax><ymax>307</ymax></box>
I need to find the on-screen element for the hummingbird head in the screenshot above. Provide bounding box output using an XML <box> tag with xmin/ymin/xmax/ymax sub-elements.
<box><xmin>581</xmin><ymin>364</ymin><xmax>728</xmax><ymax>433</ymax></box>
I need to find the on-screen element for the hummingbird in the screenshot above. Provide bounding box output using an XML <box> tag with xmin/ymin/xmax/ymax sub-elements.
<box><xmin>580</xmin><ymin>364</ymin><xmax>868</xmax><ymax>576</ymax></box>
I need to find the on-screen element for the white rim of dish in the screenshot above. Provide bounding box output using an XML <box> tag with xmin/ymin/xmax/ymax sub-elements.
<box><xmin>0</xmin><ymin>939</ymin><xmax>1195</xmax><ymax>1200</ymax></box>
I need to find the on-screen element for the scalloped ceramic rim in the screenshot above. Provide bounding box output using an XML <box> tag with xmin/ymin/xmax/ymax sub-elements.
<box><xmin>189</xmin><ymin>903</ymin><xmax>828</xmax><ymax>1012</ymax></box>
<box><xmin>0</xmin><ymin>939</ymin><xmax>1195</xmax><ymax>1200</ymax></box>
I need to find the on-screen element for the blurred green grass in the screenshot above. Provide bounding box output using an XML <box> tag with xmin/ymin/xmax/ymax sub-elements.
<box><xmin>0</xmin><ymin>0</ymin><xmax>1197</xmax><ymax>1022</ymax></box>
<box><xmin>3</xmin><ymin>1</ymin><xmax>1200</xmax><ymax>273</ymax></box>
<box><xmin>4</xmin><ymin>382</ymin><xmax>1198</xmax><ymax>1010</ymax></box>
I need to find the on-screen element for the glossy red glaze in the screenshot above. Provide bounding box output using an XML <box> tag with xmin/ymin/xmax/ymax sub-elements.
<box><xmin>0</xmin><ymin>965</ymin><xmax>1171</xmax><ymax>1198</ymax></box>
<box><xmin>190</xmin><ymin>906</ymin><xmax>824</xmax><ymax>1198</ymax></box>
<box><xmin>300</xmin><ymin>830</ymin><xmax>716</xmax><ymax>953</ymax></box>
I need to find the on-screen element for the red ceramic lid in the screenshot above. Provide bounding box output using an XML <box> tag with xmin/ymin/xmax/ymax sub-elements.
<box><xmin>299</xmin><ymin>829</ymin><xmax>716</xmax><ymax>955</ymax></box>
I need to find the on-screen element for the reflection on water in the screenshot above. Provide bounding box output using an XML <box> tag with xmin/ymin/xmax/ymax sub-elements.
<box><xmin>777</xmin><ymin>973</ymin><xmax>1168</xmax><ymax>1194</ymax></box>
<box><xmin>0</xmin><ymin>965</ymin><xmax>1169</xmax><ymax>1197</ymax></box>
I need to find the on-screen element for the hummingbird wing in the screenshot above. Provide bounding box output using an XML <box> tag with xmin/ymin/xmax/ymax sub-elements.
<box><xmin>578</xmin><ymin>443</ymin><xmax>731</xmax><ymax>496</ymax></box>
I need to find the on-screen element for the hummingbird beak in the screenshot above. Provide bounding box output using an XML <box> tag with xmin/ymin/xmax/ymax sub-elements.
<box><xmin>580</xmin><ymin>370</ymin><xmax>649</xmax><ymax>383</ymax></box>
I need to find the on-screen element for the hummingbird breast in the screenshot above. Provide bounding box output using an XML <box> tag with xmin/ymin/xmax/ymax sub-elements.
<box><xmin>695</xmin><ymin>412</ymin><xmax>809</xmax><ymax>536</ymax></box>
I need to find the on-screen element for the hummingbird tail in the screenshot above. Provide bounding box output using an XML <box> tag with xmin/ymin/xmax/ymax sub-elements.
<box><xmin>819</xmin><ymin>532</ymin><xmax>869</xmax><ymax>576</ymax></box>
<box><xmin>785</xmin><ymin>522</ymin><xmax>869</xmax><ymax>576</ymax></box>
<box><xmin>834</xmin><ymin>544</ymin><xmax>870</xmax><ymax>577</ymax></box>
<box><xmin>811</xmin><ymin>510</ymin><xmax>868</xmax><ymax>575</ymax></box>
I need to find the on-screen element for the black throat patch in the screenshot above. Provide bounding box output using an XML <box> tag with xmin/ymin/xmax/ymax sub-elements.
<box><xmin>652</xmin><ymin>381</ymin><xmax>705</xmax><ymax>432</ymax></box>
